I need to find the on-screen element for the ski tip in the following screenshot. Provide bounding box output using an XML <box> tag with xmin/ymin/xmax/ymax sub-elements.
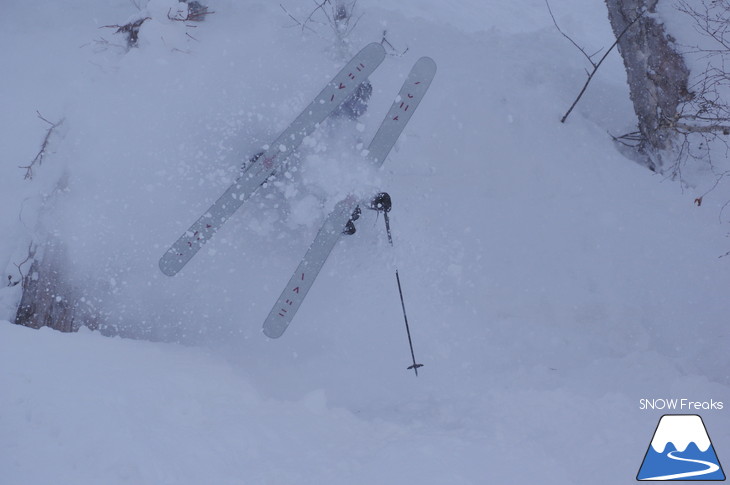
<box><xmin>158</xmin><ymin>256</ymin><xmax>179</xmax><ymax>277</ymax></box>
<box><xmin>262</xmin><ymin>323</ymin><xmax>285</xmax><ymax>339</ymax></box>
<box><xmin>415</xmin><ymin>56</ymin><xmax>437</xmax><ymax>76</ymax></box>
<box><xmin>417</xmin><ymin>56</ymin><xmax>436</xmax><ymax>68</ymax></box>
<box><xmin>362</xmin><ymin>42</ymin><xmax>386</xmax><ymax>61</ymax></box>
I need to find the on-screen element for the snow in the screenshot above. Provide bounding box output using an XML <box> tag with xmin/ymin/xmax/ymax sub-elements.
<box><xmin>2</xmin><ymin>0</ymin><xmax>730</xmax><ymax>484</ymax></box>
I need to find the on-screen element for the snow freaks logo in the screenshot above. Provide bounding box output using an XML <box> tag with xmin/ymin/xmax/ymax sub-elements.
<box><xmin>639</xmin><ymin>399</ymin><xmax>724</xmax><ymax>411</ymax></box>
<box><xmin>637</xmin><ymin>414</ymin><xmax>725</xmax><ymax>481</ymax></box>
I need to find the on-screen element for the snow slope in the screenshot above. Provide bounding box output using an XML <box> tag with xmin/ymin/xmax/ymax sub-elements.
<box><xmin>2</xmin><ymin>1</ymin><xmax>730</xmax><ymax>484</ymax></box>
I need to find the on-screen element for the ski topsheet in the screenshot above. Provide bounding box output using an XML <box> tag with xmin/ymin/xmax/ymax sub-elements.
<box><xmin>263</xmin><ymin>56</ymin><xmax>437</xmax><ymax>339</ymax></box>
<box><xmin>159</xmin><ymin>43</ymin><xmax>386</xmax><ymax>276</ymax></box>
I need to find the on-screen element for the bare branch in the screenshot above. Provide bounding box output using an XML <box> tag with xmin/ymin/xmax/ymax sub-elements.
<box><xmin>279</xmin><ymin>3</ymin><xmax>319</xmax><ymax>34</ymax></box>
<box><xmin>560</xmin><ymin>11</ymin><xmax>643</xmax><ymax>123</ymax></box>
<box><xmin>20</xmin><ymin>112</ymin><xmax>64</xmax><ymax>180</ymax></box>
<box><xmin>666</xmin><ymin>0</ymin><xmax>730</xmax><ymax>204</ymax></box>
<box><xmin>304</xmin><ymin>0</ymin><xmax>331</xmax><ymax>31</ymax></box>
<box><xmin>279</xmin><ymin>0</ymin><xmax>362</xmax><ymax>53</ymax></box>
<box><xmin>674</xmin><ymin>122</ymin><xmax>730</xmax><ymax>134</ymax></box>
<box><xmin>381</xmin><ymin>30</ymin><xmax>409</xmax><ymax>57</ymax></box>
<box><xmin>167</xmin><ymin>5</ymin><xmax>214</xmax><ymax>22</ymax></box>
<box><xmin>545</xmin><ymin>0</ymin><xmax>597</xmax><ymax>67</ymax></box>
<box><xmin>10</xmin><ymin>242</ymin><xmax>35</xmax><ymax>288</ymax></box>
<box><xmin>101</xmin><ymin>17</ymin><xmax>150</xmax><ymax>47</ymax></box>
<box><xmin>609</xmin><ymin>130</ymin><xmax>643</xmax><ymax>148</ymax></box>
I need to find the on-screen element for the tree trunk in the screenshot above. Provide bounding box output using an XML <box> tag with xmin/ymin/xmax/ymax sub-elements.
<box><xmin>605</xmin><ymin>0</ymin><xmax>691</xmax><ymax>172</ymax></box>
<box><xmin>14</xmin><ymin>239</ymin><xmax>98</xmax><ymax>333</ymax></box>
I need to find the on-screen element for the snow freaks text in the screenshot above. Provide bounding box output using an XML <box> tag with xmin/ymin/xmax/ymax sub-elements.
<box><xmin>639</xmin><ymin>399</ymin><xmax>724</xmax><ymax>411</ymax></box>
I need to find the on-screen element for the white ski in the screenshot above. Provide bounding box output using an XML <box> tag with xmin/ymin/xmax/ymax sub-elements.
<box><xmin>263</xmin><ymin>56</ymin><xmax>437</xmax><ymax>338</ymax></box>
<box><xmin>159</xmin><ymin>43</ymin><xmax>386</xmax><ymax>276</ymax></box>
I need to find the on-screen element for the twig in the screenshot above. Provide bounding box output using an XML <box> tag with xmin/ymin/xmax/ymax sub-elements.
<box><xmin>279</xmin><ymin>3</ymin><xmax>320</xmax><ymax>34</ymax></box>
<box><xmin>20</xmin><ymin>112</ymin><xmax>64</xmax><ymax>180</ymax></box>
<box><xmin>720</xmin><ymin>194</ymin><xmax>730</xmax><ymax>224</ymax></box>
<box><xmin>280</xmin><ymin>3</ymin><xmax>303</xmax><ymax>26</ymax></box>
<box><xmin>560</xmin><ymin>12</ymin><xmax>644</xmax><ymax>123</ymax></box>
<box><xmin>381</xmin><ymin>30</ymin><xmax>409</xmax><ymax>57</ymax></box>
<box><xmin>279</xmin><ymin>0</ymin><xmax>360</xmax><ymax>45</ymax></box>
<box><xmin>545</xmin><ymin>0</ymin><xmax>597</xmax><ymax>67</ymax></box>
<box><xmin>304</xmin><ymin>0</ymin><xmax>331</xmax><ymax>31</ymax></box>
<box><xmin>167</xmin><ymin>6</ymin><xmax>214</xmax><ymax>22</ymax></box>
<box><xmin>101</xmin><ymin>17</ymin><xmax>150</xmax><ymax>47</ymax></box>
<box><xmin>694</xmin><ymin>169</ymin><xmax>730</xmax><ymax>211</ymax></box>
<box><xmin>11</xmin><ymin>242</ymin><xmax>35</xmax><ymax>288</ymax></box>
<box><xmin>100</xmin><ymin>18</ymin><xmax>150</xmax><ymax>32</ymax></box>
<box><xmin>609</xmin><ymin>130</ymin><xmax>644</xmax><ymax>147</ymax></box>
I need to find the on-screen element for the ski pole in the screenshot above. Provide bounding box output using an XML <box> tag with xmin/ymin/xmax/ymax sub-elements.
<box><xmin>370</xmin><ymin>193</ymin><xmax>423</xmax><ymax>376</ymax></box>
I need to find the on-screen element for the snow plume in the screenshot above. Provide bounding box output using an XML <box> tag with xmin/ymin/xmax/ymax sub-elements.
<box><xmin>4</xmin><ymin>1</ymin><xmax>389</xmax><ymax>341</ymax></box>
<box><xmin>299</xmin><ymin>119</ymin><xmax>383</xmax><ymax>205</ymax></box>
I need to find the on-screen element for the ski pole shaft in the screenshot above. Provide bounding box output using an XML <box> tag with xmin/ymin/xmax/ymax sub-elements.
<box><xmin>384</xmin><ymin>211</ymin><xmax>393</xmax><ymax>245</ymax></box>
<box><xmin>395</xmin><ymin>269</ymin><xmax>422</xmax><ymax>376</ymax></box>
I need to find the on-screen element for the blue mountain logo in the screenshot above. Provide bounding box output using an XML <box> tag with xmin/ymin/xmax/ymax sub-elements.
<box><xmin>637</xmin><ymin>414</ymin><xmax>725</xmax><ymax>481</ymax></box>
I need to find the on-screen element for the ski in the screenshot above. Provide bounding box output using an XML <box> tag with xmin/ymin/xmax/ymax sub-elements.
<box><xmin>159</xmin><ymin>43</ymin><xmax>386</xmax><ymax>276</ymax></box>
<box><xmin>263</xmin><ymin>56</ymin><xmax>437</xmax><ymax>339</ymax></box>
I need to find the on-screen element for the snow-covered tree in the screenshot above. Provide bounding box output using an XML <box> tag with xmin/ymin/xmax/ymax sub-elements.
<box><xmin>604</xmin><ymin>0</ymin><xmax>691</xmax><ymax>172</ymax></box>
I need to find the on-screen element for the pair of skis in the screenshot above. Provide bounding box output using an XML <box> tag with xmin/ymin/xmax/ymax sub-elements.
<box><xmin>262</xmin><ymin>57</ymin><xmax>436</xmax><ymax>338</ymax></box>
<box><xmin>159</xmin><ymin>43</ymin><xmax>436</xmax><ymax>339</ymax></box>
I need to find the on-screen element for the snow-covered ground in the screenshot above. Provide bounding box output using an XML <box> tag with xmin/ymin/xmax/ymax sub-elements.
<box><xmin>2</xmin><ymin>1</ymin><xmax>730</xmax><ymax>483</ymax></box>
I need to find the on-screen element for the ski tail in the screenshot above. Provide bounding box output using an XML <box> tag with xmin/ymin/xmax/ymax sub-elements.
<box><xmin>159</xmin><ymin>43</ymin><xmax>386</xmax><ymax>277</ymax></box>
<box><xmin>262</xmin><ymin>57</ymin><xmax>436</xmax><ymax>338</ymax></box>
<box><xmin>263</xmin><ymin>197</ymin><xmax>359</xmax><ymax>338</ymax></box>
